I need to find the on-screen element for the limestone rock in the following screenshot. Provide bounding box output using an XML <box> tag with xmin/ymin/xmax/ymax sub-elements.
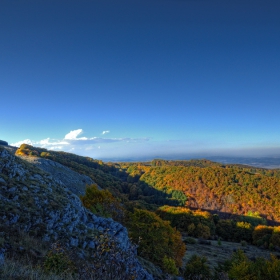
<box><xmin>0</xmin><ymin>140</ymin><xmax>8</xmax><ymax>146</ymax></box>
<box><xmin>0</xmin><ymin>251</ymin><xmax>4</xmax><ymax>265</ymax></box>
<box><xmin>0</xmin><ymin>177</ymin><xmax>6</xmax><ymax>185</ymax></box>
<box><xmin>17</xmin><ymin>155</ymin><xmax>94</xmax><ymax>196</ymax></box>
<box><xmin>0</xmin><ymin>147</ymin><xmax>152</xmax><ymax>279</ymax></box>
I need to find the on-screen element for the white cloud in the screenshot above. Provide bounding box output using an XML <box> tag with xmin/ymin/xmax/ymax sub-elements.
<box><xmin>11</xmin><ymin>129</ymin><xmax>150</xmax><ymax>158</ymax></box>
<box><xmin>39</xmin><ymin>138</ymin><xmax>69</xmax><ymax>147</ymax></box>
<box><xmin>102</xmin><ymin>130</ymin><xmax>110</xmax><ymax>135</ymax></box>
<box><xmin>11</xmin><ymin>139</ymin><xmax>33</xmax><ymax>147</ymax></box>
<box><xmin>49</xmin><ymin>146</ymin><xmax>64</xmax><ymax>150</ymax></box>
<box><xmin>39</xmin><ymin>138</ymin><xmax>51</xmax><ymax>145</ymax></box>
<box><xmin>64</xmin><ymin>129</ymin><xmax>87</xmax><ymax>140</ymax></box>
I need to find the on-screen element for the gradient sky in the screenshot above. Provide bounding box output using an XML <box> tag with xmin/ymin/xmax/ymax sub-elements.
<box><xmin>1</xmin><ymin>0</ymin><xmax>280</xmax><ymax>160</ymax></box>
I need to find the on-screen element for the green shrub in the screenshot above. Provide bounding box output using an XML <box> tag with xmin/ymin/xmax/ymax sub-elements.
<box><xmin>269</xmin><ymin>243</ymin><xmax>274</xmax><ymax>251</ymax></box>
<box><xmin>162</xmin><ymin>255</ymin><xmax>179</xmax><ymax>275</ymax></box>
<box><xmin>43</xmin><ymin>243</ymin><xmax>76</xmax><ymax>275</ymax></box>
<box><xmin>184</xmin><ymin>255</ymin><xmax>211</xmax><ymax>280</ymax></box>
<box><xmin>40</xmin><ymin>152</ymin><xmax>50</xmax><ymax>157</ymax></box>
<box><xmin>187</xmin><ymin>223</ymin><xmax>196</xmax><ymax>235</ymax></box>
<box><xmin>185</xmin><ymin>237</ymin><xmax>197</xmax><ymax>244</ymax></box>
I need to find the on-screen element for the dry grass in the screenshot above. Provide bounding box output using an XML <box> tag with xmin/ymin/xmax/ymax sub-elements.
<box><xmin>0</xmin><ymin>258</ymin><xmax>76</xmax><ymax>280</ymax></box>
<box><xmin>0</xmin><ymin>226</ymin><xmax>140</xmax><ymax>280</ymax></box>
<box><xmin>183</xmin><ymin>237</ymin><xmax>280</xmax><ymax>271</ymax></box>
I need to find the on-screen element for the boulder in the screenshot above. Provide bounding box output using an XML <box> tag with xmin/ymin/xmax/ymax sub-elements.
<box><xmin>0</xmin><ymin>140</ymin><xmax>8</xmax><ymax>146</ymax></box>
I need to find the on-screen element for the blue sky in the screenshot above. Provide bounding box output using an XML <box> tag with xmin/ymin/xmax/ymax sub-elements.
<box><xmin>1</xmin><ymin>0</ymin><xmax>280</xmax><ymax>160</ymax></box>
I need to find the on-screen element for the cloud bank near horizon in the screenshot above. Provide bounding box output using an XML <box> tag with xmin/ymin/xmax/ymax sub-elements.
<box><xmin>10</xmin><ymin>129</ymin><xmax>280</xmax><ymax>160</ymax></box>
<box><xmin>11</xmin><ymin>129</ymin><xmax>149</xmax><ymax>156</ymax></box>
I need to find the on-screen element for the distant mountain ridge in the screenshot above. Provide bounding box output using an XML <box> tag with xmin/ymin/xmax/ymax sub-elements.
<box><xmin>208</xmin><ymin>156</ymin><xmax>280</xmax><ymax>169</ymax></box>
<box><xmin>101</xmin><ymin>155</ymin><xmax>280</xmax><ymax>169</ymax></box>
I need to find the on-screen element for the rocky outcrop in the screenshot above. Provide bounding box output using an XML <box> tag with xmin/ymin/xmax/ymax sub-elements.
<box><xmin>17</xmin><ymin>155</ymin><xmax>94</xmax><ymax>196</ymax></box>
<box><xmin>0</xmin><ymin>140</ymin><xmax>8</xmax><ymax>146</ymax></box>
<box><xmin>0</xmin><ymin>147</ymin><xmax>153</xmax><ymax>279</ymax></box>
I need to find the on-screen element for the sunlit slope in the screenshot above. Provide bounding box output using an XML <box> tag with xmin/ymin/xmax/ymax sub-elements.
<box><xmin>136</xmin><ymin>163</ymin><xmax>280</xmax><ymax>222</ymax></box>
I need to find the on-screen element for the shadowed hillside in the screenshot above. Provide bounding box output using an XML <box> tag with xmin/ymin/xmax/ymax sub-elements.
<box><xmin>121</xmin><ymin>160</ymin><xmax>280</xmax><ymax>223</ymax></box>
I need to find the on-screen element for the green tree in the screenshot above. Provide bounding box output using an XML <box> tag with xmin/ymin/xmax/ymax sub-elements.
<box><xmin>216</xmin><ymin>219</ymin><xmax>236</xmax><ymax>241</ymax></box>
<box><xmin>252</xmin><ymin>225</ymin><xmax>273</xmax><ymax>248</ymax></box>
<box><xmin>128</xmin><ymin>209</ymin><xmax>186</xmax><ymax>268</ymax></box>
<box><xmin>233</xmin><ymin>222</ymin><xmax>253</xmax><ymax>242</ymax></box>
<box><xmin>162</xmin><ymin>255</ymin><xmax>179</xmax><ymax>275</ymax></box>
<box><xmin>221</xmin><ymin>249</ymin><xmax>280</xmax><ymax>280</ymax></box>
<box><xmin>193</xmin><ymin>223</ymin><xmax>211</xmax><ymax>239</ymax></box>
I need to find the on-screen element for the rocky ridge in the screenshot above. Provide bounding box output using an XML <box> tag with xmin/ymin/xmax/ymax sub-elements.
<box><xmin>17</xmin><ymin>155</ymin><xmax>94</xmax><ymax>196</ymax></box>
<box><xmin>0</xmin><ymin>146</ymin><xmax>153</xmax><ymax>279</ymax></box>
